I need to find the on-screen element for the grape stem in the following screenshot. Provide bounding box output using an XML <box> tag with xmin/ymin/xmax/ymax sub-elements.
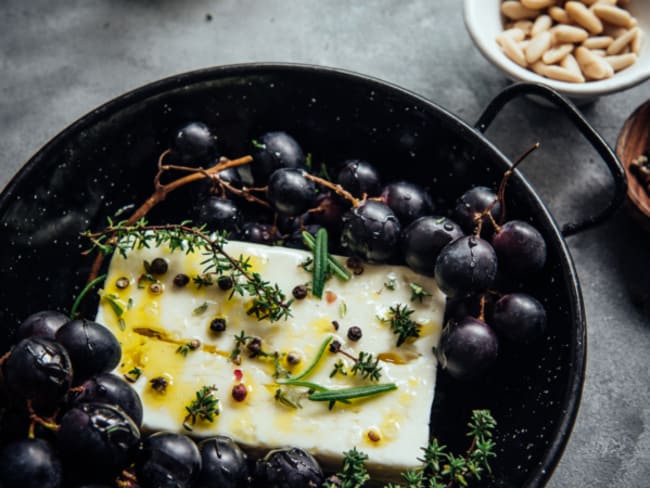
<box><xmin>473</xmin><ymin>142</ymin><xmax>541</xmax><ymax>236</ymax></box>
<box><xmin>303</xmin><ymin>173</ymin><xmax>360</xmax><ymax>206</ymax></box>
<box><xmin>87</xmin><ymin>151</ymin><xmax>254</xmax><ymax>283</ymax></box>
<box><xmin>26</xmin><ymin>400</ymin><xmax>60</xmax><ymax>437</ymax></box>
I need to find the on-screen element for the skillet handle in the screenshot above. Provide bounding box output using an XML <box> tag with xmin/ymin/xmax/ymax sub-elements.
<box><xmin>474</xmin><ymin>82</ymin><xmax>627</xmax><ymax>237</ymax></box>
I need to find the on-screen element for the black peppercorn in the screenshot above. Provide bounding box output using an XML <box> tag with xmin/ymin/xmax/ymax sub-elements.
<box><xmin>150</xmin><ymin>376</ymin><xmax>168</xmax><ymax>393</ymax></box>
<box><xmin>210</xmin><ymin>318</ymin><xmax>227</xmax><ymax>333</ymax></box>
<box><xmin>329</xmin><ymin>340</ymin><xmax>342</xmax><ymax>353</ymax></box>
<box><xmin>247</xmin><ymin>337</ymin><xmax>262</xmax><ymax>357</ymax></box>
<box><xmin>332</xmin><ymin>320</ymin><xmax>340</xmax><ymax>331</ymax></box>
<box><xmin>217</xmin><ymin>275</ymin><xmax>234</xmax><ymax>291</ymax></box>
<box><xmin>292</xmin><ymin>285</ymin><xmax>308</xmax><ymax>300</ymax></box>
<box><xmin>173</xmin><ymin>273</ymin><xmax>190</xmax><ymax>287</ymax></box>
<box><xmin>347</xmin><ymin>326</ymin><xmax>362</xmax><ymax>342</ymax></box>
<box><xmin>150</xmin><ymin>257</ymin><xmax>168</xmax><ymax>275</ymax></box>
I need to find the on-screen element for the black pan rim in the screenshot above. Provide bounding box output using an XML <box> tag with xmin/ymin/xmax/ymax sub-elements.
<box><xmin>0</xmin><ymin>62</ymin><xmax>586</xmax><ymax>487</ymax></box>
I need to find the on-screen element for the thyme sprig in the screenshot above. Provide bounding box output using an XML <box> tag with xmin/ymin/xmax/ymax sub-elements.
<box><xmin>409</xmin><ymin>282</ymin><xmax>432</xmax><ymax>303</ymax></box>
<box><xmin>183</xmin><ymin>385</ymin><xmax>220</xmax><ymax>431</ymax></box>
<box><xmin>350</xmin><ymin>352</ymin><xmax>382</xmax><ymax>382</ymax></box>
<box><xmin>382</xmin><ymin>304</ymin><xmax>421</xmax><ymax>347</ymax></box>
<box><xmin>330</xmin><ymin>410</ymin><xmax>497</xmax><ymax>488</ymax></box>
<box><xmin>84</xmin><ymin>220</ymin><xmax>293</xmax><ymax>323</ymax></box>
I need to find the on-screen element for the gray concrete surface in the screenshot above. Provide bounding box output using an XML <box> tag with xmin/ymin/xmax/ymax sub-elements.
<box><xmin>1</xmin><ymin>0</ymin><xmax>649</xmax><ymax>486</ymax></box>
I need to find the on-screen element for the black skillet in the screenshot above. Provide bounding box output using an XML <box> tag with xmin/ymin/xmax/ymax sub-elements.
<box><xmin>0</xmin><ymin>64</ymin><xmax>626</xmax><ymax>487</ymax></box>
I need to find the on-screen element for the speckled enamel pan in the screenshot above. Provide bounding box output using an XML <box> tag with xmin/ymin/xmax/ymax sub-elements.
<box><xmin>0</xmin><ymin>64</ymin><xmax>626</xmax><ymax>486</ymax></box>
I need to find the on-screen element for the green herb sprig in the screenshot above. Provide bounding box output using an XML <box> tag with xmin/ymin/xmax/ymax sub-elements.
<box><xmin>183</xmin><ymin>385</ymin><xmax>220</xmax><ymax>431</ymax></box>
<box><xmin>302</xmin><ymin>230</ymin><xmax>351</xmax><ymax>282</ymax></box>
<box><xmin>329</xmin><ymin>410</ymin><xmax>497</xmax><ymax>488</ymax></box>
<box><xmin>382</xmin><ymin>304</ymin><xmax>420</xmax><ymax>347</ymax></box>
<box><xmin>84</xmin><ymin>220</ymin><xmax>293</xmax><ymax>322</ymax></box>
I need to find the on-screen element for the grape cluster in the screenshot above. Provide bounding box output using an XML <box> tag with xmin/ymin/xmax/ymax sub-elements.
<box><xmin>0</xmin><ymin>309</ymin><xmax>326</xmax><ymax>487</ymax></box>
<box><xmin>0</xmin><ymin>122</ymin><xmax>550</xmax><ymax>486</ymax></box>
<box><xmin>177</xmin><ymin>123</ymin><xmax>548</xmax><ymax>382</ymax></box>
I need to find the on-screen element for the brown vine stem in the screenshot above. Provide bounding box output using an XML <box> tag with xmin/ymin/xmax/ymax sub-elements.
<box><xmin>303</xmin><ymin>173</ymin><xmax>360</xmax><ymax>207</ymax></box>
<box><xmin>473</xmin><ymin>142</ymin><xmax>540</xmax><ymax>237</ymax></box>
<box><xmin>87</xmin><ymin>153</ymin><xmax>253</xmax><ymax>283</ymax></box>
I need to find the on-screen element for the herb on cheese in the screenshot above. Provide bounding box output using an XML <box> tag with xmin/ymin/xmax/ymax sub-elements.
<box><xmin>382</xmin><ymin>304</ymin><xmax>421</xmax><ymax>347</ymax></box>
<box><xmin>183</xmin><ymin>385</ymin><xmax>220</xmax><ymax>431</ymax></box>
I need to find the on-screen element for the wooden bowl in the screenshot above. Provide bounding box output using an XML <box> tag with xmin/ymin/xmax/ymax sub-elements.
<box><xmin>616</xmin><ymin>99</ymin><xmax>650</xmax><ymax>228</ymax></box>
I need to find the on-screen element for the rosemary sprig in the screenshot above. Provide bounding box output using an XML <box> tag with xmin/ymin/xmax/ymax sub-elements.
<box><xmin>382</xmin><ymin>304</ymin><xmax>420</xmax><ymax>347</ymax></box>
<box><xmin>312</xmin><ymin>227</ymin><xmax>329</xmax><ymax>298</ymax></box>
<box><xmin>290</xmin><ymin>335</ymin><xmax>332</xmax><ymax>381</ymax></box>
<box><xmin>302</xmin><ymin>231</ymin><xmax>351</xmax><ymax>281</ymax></box>
<box><xmin>183</xmin><ymin>385</ymin><xmax>220</xmax><ymax>431</ymax></box>
<box><xmin>70</xmin><ymin>273</ymin><xmax>107</xmax><ymax>318</ymax></box>
<box><xmin>308</xmin><ymin>383</ymin><xmax>397</xmax><ymax>404</ymax></box>
<box><xmin>84</xmin><ymin>220</ymin><xmax>293</xmax><ymax>323</ymax></box>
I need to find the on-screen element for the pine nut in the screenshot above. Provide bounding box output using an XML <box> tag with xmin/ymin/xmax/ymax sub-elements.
<box><xmin>575</xmin><ymin>46</ymin><xmax>614</xmax><ymax>79</ymax></box>
<box><xmin>532</xmin><ymin>61</ymin><xmax>586</xmax><ymax>82</ymax></box>
<box><xmin>592</xmin><ymin>5</ymin><xmax>633</xmax><ymax>28</ymax></box>
<box><xmin>607</xmin><ymin>27</ymin><xmax>639</xmax><ymax>55</ymax></box>
<box><xmin>531</xmin><ymin>14</ymin><xmax>552</xmax><ymax>36</ymax></box>
<box><xmin>590</xmin><ymin>49</ymin><xmax>607</xmax><ymax>57</ymax></box>
<box><xmin>501</xmin><ymin>1</ymin><xmax>540</xmax><ymax>20</ymax></box>
<box><xmin>631</xmin><ymin>29</ymin><xmax>643</xmax><ymax>55</ymax></box>
<box><xmin>513</xmin><ymin>20</ymin><xmax>534</xmax><ymax>35</ymax></box>
<box><xmin>551</xmin><ymin>25</ymin><xmax>590</xmax><ymax>43</ymax></box>
<box><xmin>561</xmin><ymin>53</ymin><xmax>582</xmax><ymax>76</ymax></box>
<box><xmin>521</xmin><ymin>0</ymin><xmax>555</xmax><ymax>9</ymax></box>
<box><xmin>542</xmin><ymin>43</ymin><xmax>574</xmax><ymax>64</ymax></box>
<box><xmin>549</xmin><ymin>7</ymin><xmax>571</xmax><ymax>24</ymax></box>
<box><xmin>581</xmin><ymin>36</ymin><xmax>613</xmax><ymax>49</ymax></box>
<box><xmin>604</xmin><ymin>53</ymin><xmax>637</xmax><ymax>71</ymax></box>
<box><xmin>497</xmin><ymin>28</ymin><xmax>527</xmax><ymax>45</ymax></box>
<box><xmin>565</xmin><ymin>2</ymin><xmax>603</xmax><ymax>34</ymax></box>
<box><xmin>501</xmin><ymin>34</ymin><xmax>528</xmax><ymax>67</ymax></box>
<box><xmin>525</xmin><ymin>31</ymin><xmax>553</xmax><ymax>63</ymax></box>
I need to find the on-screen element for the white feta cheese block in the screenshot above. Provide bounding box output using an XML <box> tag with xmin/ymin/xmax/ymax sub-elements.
<box><xmin>96</xmin><ymin>240</ymin><xmax>444</xmax><ymax>478</ymax></box>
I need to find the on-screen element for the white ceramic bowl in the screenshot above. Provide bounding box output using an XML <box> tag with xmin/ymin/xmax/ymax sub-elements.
<box><xmin>464</xmin><ymin>0</ymin><xmax>650</xmax><ymax>101</ymax></box>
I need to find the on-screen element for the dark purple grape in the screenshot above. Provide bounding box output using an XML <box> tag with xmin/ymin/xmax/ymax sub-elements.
<box><xmin>241</xmin><ymin>222</ymin><xmax>280</xmax><ymax>245</ymax></box>
<box><xmin>267</xmin><ymin>168</ymin><xmax>317</xmax><ymax>216</ymax></box>
<box><xmin>380</xmin><ymin>181</ymin><xmax>434</xmax><ymax>225</ymax></box>
<box><xmin>3</xmin><ymin>337</ymin><xmax>73</xmax><ymax>404</ymax></box>
<box><xmin>254</xmin><ymin>447</ymin><xmax>324</xmax><ymax>488</ymax></box>
<box><xmin>492</xmin><ymin>220</ymin><xmax>547</xmax><ymax>276</ymax></box>
<box><xmin>444</xmin><ymin>293</ymin><xmax>496</xmax><ymax>324</ymax></box>
<box><xmin>193</xmin><ymin>166</ymin><xmax>243</xmax><ymax>204</ymax></box>
<box><xmin>174</xmin><ymin>122</ymin><xmax>218</xmax><ymax>166</ymax></box>
<box><xmin>194</xmin><ymin>196</ymin><xmax>242</xmax><ymax>234</ymax></box>
<box><xmin>401</xmin><ymin>216</ymin><xmax>464</xmax><ymax>276</ymax></box>
<box><xmin>15</xmin><ymin>310</ymin><xmax>69</xmax><ymax>341</ymax></box>
<box><xmin>341</xmin><ymin>200</ymin><xmax>401</xmax><ymax>262</ymax></box>
<box><xmin>55</xmin><ymin>319</ymin><xmax>121</xmax><ymax>383</ymax></box>
<box><xmin>195</xmin><ymin>436</ymin><xmax>249</xmax><ymax>488</ymax></box>
<box><xmin>69</xmin><ymin>373</ymin><xmax>143</xmax><ymax>427</ymax></box>
<box><xmin>434</xmin><ymin>236</ymin><xmax>497</xmax><ymax>297</ymax></box>
<box><xmin>336</xmin><ymin>159</ymin><xmax>381</xmax><ymax>198</ymax></box>
<box><xmin>0</xmin><ymin>438</ymin><xmax>62</xmax><ymax>488</ymax></box>
<box><xmin>492</xmin><ymin>293</ymin><xmax>547</xmax><ymax>343</ymax></box>
<box><xmin>285</xmin><ymin>224</ymin><xmax>324</xmax><ymax>250</ymax></box>
<box><xmin>58</xmin><ymin>403</ymin><xmax>140</xmax><ymax>480</ymax></box>
<box><xmin>454</xmin><ymin>186</ymin><xmax>501</xmax><ymax>236</ymax></box>
<box><xmin>137</xmin><ymin>432</ymin><xmax>201</xmax><ymax>488</ymax></box>
<box><xmin>251</xmin><ymin>131</ymin><xmax>306</xmax><ymax>183</ymax></box>
<box><xmin>437</xmin><ymin>317</ymin><xmax>499</xmax><ymax>380</ymax></box>
<box><xmin>309</xmin><ymin>192</ymin><xmax>345</xmax><ymax>229</ymax></box>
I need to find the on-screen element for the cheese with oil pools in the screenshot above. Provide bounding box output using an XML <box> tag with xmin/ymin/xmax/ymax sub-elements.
<box><xmin>96</xmin><ymin>239</ymin><xmax>444</xmax><ymax>476</ymax></box>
